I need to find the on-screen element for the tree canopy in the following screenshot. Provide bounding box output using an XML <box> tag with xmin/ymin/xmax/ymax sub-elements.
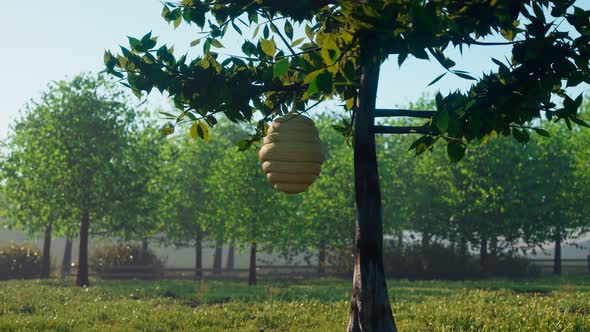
<box><xmin>105</xmin><ymin>1</ymin><xmax>590</xmax><ymax>160</ymax></box>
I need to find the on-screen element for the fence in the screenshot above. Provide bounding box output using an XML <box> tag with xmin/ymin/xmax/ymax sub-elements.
<box><xmin>66</xmin><ymin>265</ymin><xmax>340</xmax><ymax>280</ymax></box>
<box><xmin>529</xmin><ymin>258</ymin><xmax>590</xmax><ymax>275</ymax></box>
<box><xmin>62</xmin><ymin>257</ymin><xmax>590</xmax><ymax>280</ymax></box>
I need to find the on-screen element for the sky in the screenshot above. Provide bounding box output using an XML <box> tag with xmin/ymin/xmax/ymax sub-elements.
<box><xmin>0</xmin><ymin>0</ymin><xmax>588</xmax><ymax>140</ymax></box>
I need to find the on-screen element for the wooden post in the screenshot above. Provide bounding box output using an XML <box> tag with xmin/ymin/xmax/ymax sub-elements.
<box><xmin>347</xmin><ymin>62</ymin><xmax>397</xmax><ymax>332</ymax></box>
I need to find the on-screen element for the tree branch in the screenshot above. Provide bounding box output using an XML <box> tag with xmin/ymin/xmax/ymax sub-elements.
<box><xmin>374</xmin><ymin>109</ymin><xmax>434</xmax><ymax>118</ymax></box>
<box><xmin>373</xmin><ymin>125</ymin><xmax>430</xmax><ymax>134</ymax></box>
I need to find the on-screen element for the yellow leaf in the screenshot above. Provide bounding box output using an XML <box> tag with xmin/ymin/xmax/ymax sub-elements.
<box><xmin>345</xmin><ymin>98</ymin><xmax>355</xmax><ymax>111</ymax></box>
<box><xmin>174</xmin><ymin>16</ymin><xmax>182</xmax><ymax>29</ymax></box>
<box><xmin>118</xmin><ymin>56</ymin><xmax>128</xmax><ymax>68</ymax></box>
<box><xmin>500</xmin><ymin>28</ymin><xmax>514</xmax><ymax>41</ymax></box>
<box><xmin>190</xmin><ymin>122</ymin><xmax>198</xmax><ymax>141</ymax></box>
<box><xmin>197</xmin><ymin>121</ymin><xmax>209</xmax><ymax>142</ymax></box>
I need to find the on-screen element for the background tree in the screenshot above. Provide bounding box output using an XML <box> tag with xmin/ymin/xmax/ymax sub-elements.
<box><xmin>3</xmin><ymin>74</ymin><xmax>141</xmax><ymax>286</ymax></box>
<box><xmin>159</xmin><ymin>135</ymin><xmax>217</xmax><ymax>280</ymax></box>
<box><xmin>207</xmin><ymin>145</ymin><xmax>284</xmax><ymax>285</ymax></box>
<box><xmin>516</xmin><ymin>123</ymin><xmax>590</xmax><ymax>274</ymax></box>
<box><xmin>299</xmin><ymin>114</ymin><xmax>356</xmax><ymax>274</ymax></box>
<box><xmin>1</xmin><ymin>104</ymin><xmax>74</xmax><ymax>278</ymax></box>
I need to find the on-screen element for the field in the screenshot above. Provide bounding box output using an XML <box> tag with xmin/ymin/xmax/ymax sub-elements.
<box><xmin>1</xmin><ymin>276</ymin><xmax>589</xmax><ymax>331</ymax></box>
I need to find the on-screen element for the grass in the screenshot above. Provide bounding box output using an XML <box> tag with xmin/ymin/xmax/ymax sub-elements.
<box><xmin>1</xmin><ymin>276</ymin><xmax>589</xmax><ymax>331</ymax></box>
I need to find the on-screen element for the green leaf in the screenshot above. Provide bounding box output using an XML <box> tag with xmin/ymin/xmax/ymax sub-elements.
<box><xmin>533</xmin><ymin>128</ymin><xmax>551</xmax><ymax>137</ymax></box>
<box><xmin>453</xmin><ymin>71</ymin><xmax>477</xmax><ymax>80</ymax></box>
<box><xmin>141</xmin><ymin>32</ymin><xmax>157</xmax><ymax>49</ymax></box>
<box><xmin>231</xmin><ymin>21</ymin><xmax>242</xmax><ymax>35</ymax></box>
<box><xmin>128</xmin><ymin>37</ymin><xmax>141</xmax><ymax>49</ymax></box>
<box><xmin>512</xmin><ymin>128</ymin><xmax>530</xmax><ymax>144</ymax></box>
<box><xmin>412</xmin><ymin>48</ymin><xmax>429</xmax><ymax>60</ymax></box>
<box><xmin>305</xmin><ymin>25</ymin><xmax>314</xmax><ymax>40</ymax></box>
<box><xmin>447</xmin><ymin>141</ymin><xmax>466</xmax><ymax>162</ymax></box>
<box><xmin>209</xmin><ymin>39</ymin><xmax>224</xmax><ymax>48</ymax></box>
<box><xmin>284</xmin><ymin>20</ymin><xmax>294</xmax><ymax>40</ymax></box>
<box><xmin>273</xmin><ymin>58</ymin><xmax>290</xmax><ymax>78</ymax></box>
<box><xmin>236</xmin><ymin>139</ymin><xmax>252</xmax><ymax>151</ymax></box>
<box><xmin>409</xmin><ymin>136</ymin><xmax>434</xmax><ymax>155</ymax></box>
<box><xmin>291</xmin><ymin>37</ymin><xmax>305</xmax><ymax>48</ymax></box>
<box><xmin>435</xmin><ymin>110</ymin><xmax>449</xmax><ymax>133</ymax></box>
<box><xmin>307</xmin><ymin>71</ymin><xmax>333</xmax><ymax>96</ymax></box>
<box><xmin>571</xmin><ymin>117</ymin><xmax>590</xmax><ymax>128</ymax></box>
<box><xmin>428</xmin><ymin>73</ymin><xmax>446</xmax><ymax>87</ymax></box>
<box><xmin>260</xmin><ymin>39</ymin><xmax>276</xmax><ymax>57</ymax></box>
<box><xmin>160</xmin><ymin>124</ymin><xmax>175</xmax><ymax>136</ymax></box>
<box><xmin>159</xmin><ymin>111</ymin><xmax>177</xmax><ymax>119</ymax></box>
<box><xmin>190</xmin><ymin>39</ymin><xmax>201</xmax><ymax>47</ymax></box>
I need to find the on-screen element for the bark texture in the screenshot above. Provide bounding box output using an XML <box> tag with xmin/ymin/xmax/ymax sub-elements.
<box><xmin>194</xmin><ymin>230</ymin><xmax>202</xmax><ymax>281</ymax></box>
<box><xmin>226</xmin><ymin>238</ymin><xmax>235</xmax><ymax>271</ymax></box>
<box><xmin>213</xmin><ymin>240</ymin><xmax>223</xmax><ymax>274</ymax></box>
<box><xmin>61</xmin><ymin>238</ymin><xmax>73</xmax><ymax>278</ymax></box>
<box><xmin>318</xmin><ymin>239</ymin><xmax>326</xmax><ymax>275</ymax></box>
<box><xmin>248</xmin><ymin>242</ymin><xmax>257</xmax><ymax>286</ymax></box>
<box><xmin>40</xmin><ymin>224</ymin><xmax>52</xmax><ymax>279</ymax></box>
<box><xmin>76</xmin><ymin>211</ymin><xmax>90</xmax><ymax>287</ymax></box>
<box><xmin>480</xmin><ymin>237</ymin><xmax>488</xmax><ymax>274</ymax></box>
<box><xmin>347</xmin><ymin>63</ymin><xmax>396</xmax><ymax>332</ymax></box>
<box><xmin>553</xmin><ymin>234</ymin><xmax>562</xmax><ymax>275</ymax></box>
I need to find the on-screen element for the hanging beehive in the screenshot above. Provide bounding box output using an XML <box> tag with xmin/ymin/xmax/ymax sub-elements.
<box><xmin>258</xmin><ymin>112</ymin><xmax>324</xmax><ymax>194</ymax></box>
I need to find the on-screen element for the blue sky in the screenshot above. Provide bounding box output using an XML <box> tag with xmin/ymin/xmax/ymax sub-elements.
<box><xmin>1</xmin><ymin>0</ymin><xmax>588</xmax><ymax>139</ymax></box>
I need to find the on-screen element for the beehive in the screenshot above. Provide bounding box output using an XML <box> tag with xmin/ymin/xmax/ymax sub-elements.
<box><xmin>258</xmin><ymin>112</ymin><xmax>324</xmax><ymax>194</ymax></box>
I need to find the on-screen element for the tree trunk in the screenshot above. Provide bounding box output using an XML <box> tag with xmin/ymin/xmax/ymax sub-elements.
<box><xmin>458</xmin><ymin>237</ymin><xmax>468</xmax><ymax>259</ymax></box>
<box><xmin>248</xmin><ymin>242</ymin><xmax>257</xmax><ymax>286</ymax></box>
<box><xmin>421</xmin><ymin>231</ymin><xmax>430</xmax><ymax>250</ymax></box>
<box><xmin>396</xmin><ymin>231</ymin><xmax>403</xmax><ymax>249</ymax></box>
<box><xmin>318</xmin><ymin>239</ymin><xmax>327</xmax><ymax>275</ymax></box>
<box><xmin>76</xmin><ymin>211</ymin><xmax>90</xmax><ymax>287</ymax></box>
<box><xmin>140</xmin><ymin>239</ymin><xmax>149</xmax><ymax>263</ymax></box>
<box><xmin>40</xmin><ymin>224</ymin><xmax>52</xmax><ymax>279</ymax></box>
<box><xmin>226</xmin><ymin>238</ymin><xmax>235</xmax><ymax>271</ymax></box>
<box><xmin>61</xmin><ymin>238</ymin><xmax>73</xmax><ymax>278</ymax></box>
<box><xmin>347</xmin><ymin>63</ymin><xmax>396</xmax><ymax>332</ymax></box>
<box><xmin>489</xmin><ymin>237</ymin><xmax>498</xmax><ymax>256</ymax></box>
<box><xmin>553</xmin><ymin>234</ymin><xmax>562</xmax><ymax>275</ymax></box>
<box><xmin>480</xmin><ymin>237</ymin><xmax>488</xmax><ymax>274</ymax></box>
<box><xmin>213</xmin><ymin>239</ymin><xmax>223</xmax><ymax>274</ymax></box>
<box><xmin>194</xmin><ymin>229</ymin><xmax>202</xmax><ymax>281</ymax></box>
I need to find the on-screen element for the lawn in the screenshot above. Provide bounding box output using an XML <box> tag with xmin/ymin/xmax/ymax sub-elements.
<box><xmin>1</xmin><ymin>276</ymin><xmax>589</xmax><ymax>331</ymax></box>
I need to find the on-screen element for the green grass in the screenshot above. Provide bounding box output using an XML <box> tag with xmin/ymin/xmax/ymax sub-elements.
<box><xmin>1</xmin><ymin>276</ymin><xmax>589</xmax><ymax>331</ymax></box>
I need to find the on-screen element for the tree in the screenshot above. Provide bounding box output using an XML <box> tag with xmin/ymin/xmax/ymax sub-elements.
<box><xmin>516</xmin><ymin>122</ymin><xmax>590</xmax><ymax>274</ymax></box>
<box><xmin>158</xmin><ymin>135</ymin><xmax>216</xmax><ymax>280</ymax></box>
<box><xmin>1</xmin><ymin>106</ymin><xmax>73</xmax><ymax>278</ymax></box>
<box><xmin>109</xmin><ymin>124</ymin><xmax>169</xmax><ymax>245</ymax></box>
<box><xmin>106</xmin><ymin>2</ymin><xmax>590</xmax><ymax>330</ymax></box>
<box><xmin>207</xmin><ymin>144</ymin><xmax>285</xmax><ymax>285</ymax></box>
<box><xmin>299</xmin><ymin>114</ymin><xmax>356</xmax><ymax>274</ymax></box>
<box><xmin>3</xmin><ymin>74</ymin><xmax>141</xmax><ymax>286</ymax></box>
